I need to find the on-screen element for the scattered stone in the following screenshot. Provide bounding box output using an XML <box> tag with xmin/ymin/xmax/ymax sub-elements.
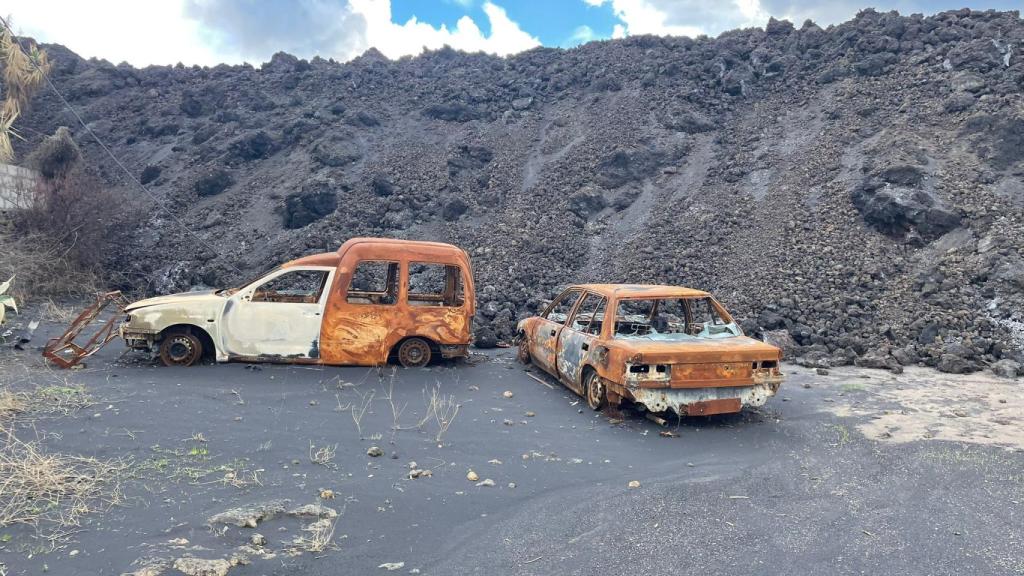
<box><xmin>367</xmin><ymin>446</ymin><xmax>384</xmax><ymax>457</ymax></box>
<box><xmin>208</xmin><ymin>500</ymin><xmax>289</xmax><ymax>528</ymax></box>
<box><xmin>628</xmin><ymin>480</ymin><xmax>641</xmax><ymax>489</ymax></box>
<box><xmin>466</xmin><ymin>470</ymin><xmax>479</xmax><ymax>482</ymax></box>
<box><xmin>319</xmin><ymin>489</ymin><xmax>335</xmax><ymax>500</ymax></box>
<box><xmin>815</xmin><ymin>368</ymin><xmax>830</xmax><ymax>376</ymax></box>
<box><xmin>502</xmin><ymin>390</ymin><xmax>514</xmax><ymax>399</ymax></box>
<box><xmin>990</xmin><ymin>359</ymin><xmax>1020</xmax><ymax>378</ymax></box>
<box><xmin>378</xmin><ymin>562</ymin><xmax>405</xmax><ymax>571</ymax></box>
<box><xmin>408</xmin><ymin>468</ymin><xmax>432</xmax><ymax>479</ymax></box>
<box><xmin>168</xmin><ymin>538</ymin><xmax>189</xmax><ymax>546</ymax></box>
<box><xmin>249</xmin><ymin>533</ymin><xmax>266</xmax><ymax>547</ymax></box>
<box><xmin>172</xmin><ymin>558</ymin><xmax>231</xmax><ymax>576</ymax></box>
<box><xmin>488</xmin><ymin>459</ymin><xmax>502</xmax><ymax>465</ymax></box>
<box><xmin>525</xmin><ymin>411</ymin><xmax>536</xmax><ymax>417</ymax></box>
<box><xmin>475</xmin><ymin>478</ymin><xmax>496</xmax><ymax>487</ymax></box>
<box><xmin>287</xmin><ymin>503</ymin><xmax>338</xmax><ymax>519</ymax></box>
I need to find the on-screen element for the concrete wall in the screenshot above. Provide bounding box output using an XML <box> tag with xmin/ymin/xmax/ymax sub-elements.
<box><xmin>0</xmin><ymin>163</ymin><xmax>42</xmax><ymax>210</ymax></box>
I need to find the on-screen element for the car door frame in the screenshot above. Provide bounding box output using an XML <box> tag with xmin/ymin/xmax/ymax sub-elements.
<box><xmin>555</xmin><ymin>291</ymin><xmax>608</xmax><ymax>395</ymax></box>
<box><xmin>219</xmin><ymin>265</ymin><xmax>336</xmax><ymax>360</ymax></box>
<box><xmin>531</xmin><ymin>288</ymin><xmax>584</xmax><ymax>377</ymax></box>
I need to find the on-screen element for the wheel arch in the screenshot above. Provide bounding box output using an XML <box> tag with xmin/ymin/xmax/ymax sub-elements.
<box><xmin>388</xmin><ymin>334</ymin><xmax>440</xmax><ymax>360</ymax></box>
<box><xmin>160</xmin><ymin>324</ymin><xmax>216</xmax><ymax>359</ymax></box>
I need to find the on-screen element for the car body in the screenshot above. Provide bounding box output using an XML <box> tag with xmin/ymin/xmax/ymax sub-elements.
<box><xmin>516</xmin><ymin>284</ymin><xmax>783</xmax><ymax>416</ymax></box>
<box><xmin>120</xmin><ymin>238</ymin><xmax>475</xmax><ymax>367</ymax></box>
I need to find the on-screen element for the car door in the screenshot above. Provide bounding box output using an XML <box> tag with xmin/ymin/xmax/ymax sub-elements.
<box><xmin>221</xmin><ymin>266</ymin><xmax>334</xmax><ymax>359</ymax></box>
<box><xmin>531</xmin><ymin>289</ymin><xmax>582</xmax><ymax>376</ymax></box>
<box><xmin>556</xmin><ymin>292</ymin><xmax>608</xmax><ymax>394</ymax></box>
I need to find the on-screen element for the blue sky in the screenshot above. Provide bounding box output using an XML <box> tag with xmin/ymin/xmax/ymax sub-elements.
<box><xmin>8</xmin><ymin>0</ymin><xmax>1024</xmax><ymax>66</ymax></box>
<box><xmin>392</xmin><ymin>0</ymin><xmax>622</xmax><ymax>48</ymax></box>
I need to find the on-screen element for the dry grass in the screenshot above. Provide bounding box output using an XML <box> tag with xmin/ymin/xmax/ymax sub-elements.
<box><xmin>308</xmin><ymin>441</ymin><xmax>338</xmax><ymax>469</ymax></box>
<box><xmin>296</xmin><ymin>517</ymin><xmax>337</xmax><ymax>553</ymax></box>
<box><xmin>0</xmin><ymin>228</ymin><xmax>104</xmax><ymax>301</ymax></box>
<box><xmin>427</xmin><ymin>386</ymin><xmax>461</xmax><ymax>444</ymax></box>
<box><xmin>0</xmin><ymin>425</ymin><xmax>128</xmax><ymax>545</ymax></box>
<box><xmin>0</xmin><ymin>390</ymin><xmax>27</xmax><ymax>420</ymax></box>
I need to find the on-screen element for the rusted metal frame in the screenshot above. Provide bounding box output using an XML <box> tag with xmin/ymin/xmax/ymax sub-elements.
<box><xmin>43</xmin><ymin>291</ymin><xmax>128</xmax><ymax>368</ymax></box>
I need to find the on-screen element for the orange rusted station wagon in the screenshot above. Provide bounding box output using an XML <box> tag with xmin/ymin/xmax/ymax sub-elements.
<box><xmin>516</xmin><ymin>284</ymin><xmax>783</xmax><ymax>416</ymax></box>
<box><xmin>119</xmin><ymin>238</ymin><xmax>475</xmax><ymax>367</ymax></box>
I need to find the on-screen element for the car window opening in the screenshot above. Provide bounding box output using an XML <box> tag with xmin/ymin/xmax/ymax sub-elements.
<box><xmin>251</xmin><ymin>269</ymin><xmax>328</xmax><ymax>303</ymax></box>
<box><xmin>614</xmin><ymin>297</ymin><xmax>741</xmax><ymax>340</ymax></box>
<box><xmin>408</xmin><ymin>262</ymin><xmax>465</xmax><ymax>307</ymax></box>
<box><xmin>543</xmin><ymin>289</ymin><xmax>582</xmax><ymax>324</ymax></box>
<box><xmin>347</xmin><ymin>260</ymin><xmax>399</xmax><ymax>305</ymax></box>
<box><xmin>570</xmin><ymin>293</ymin><xmax>608</xmax><ymax>335</ymax></box>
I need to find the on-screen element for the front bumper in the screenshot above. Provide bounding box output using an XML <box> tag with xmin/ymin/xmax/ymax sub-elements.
<box><xmin>120</xmin><ymin>324</ymin><xmax>159</xmax><ymax>351</ymax></box>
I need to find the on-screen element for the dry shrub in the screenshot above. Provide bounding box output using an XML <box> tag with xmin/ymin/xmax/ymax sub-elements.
<box><xmin>0</xmin><ymin>426</ymin><xmax>127</xmax><ymax>544</ymax></box>
<box><xmin>3</xmin><ymin>131</ymin><xmax>140</xmax><ymax>299</ymax></box>
<box><xmin>19</xmin><ymin>164</ymin><xmax>126</xmax><ymax>270</ymax></box>
<box><xmin>25</xmin><ymin>126</ymin><xmax>80</xmax><ymax>180</ymax></box>
<box><xmin>0</xmin><ymin>228</ymin><xmax>103</xmax><ymax>301</ymax></box>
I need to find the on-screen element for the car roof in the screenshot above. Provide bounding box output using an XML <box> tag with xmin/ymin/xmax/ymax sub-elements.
<box><xmin>282</xmin><ymin>237</ymin><xmax>468</xmax><ymax>269</ymax></box>
<box><xmin>572</xmin><ymin>284</ymin><xmax>710</xmax><ymax>298</ymax></box>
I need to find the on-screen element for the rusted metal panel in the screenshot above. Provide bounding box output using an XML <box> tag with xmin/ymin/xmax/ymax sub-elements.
<box><xmin>682</xmin><ymin>398</ymin><xmax>742</xmax><ymax>416</ymax></box>
<box><xmin>317</xmin><ymin>238</ymin><xmax>474</xmax><ymax>366</ymax></box>
<box><xmin>518</xmin><ymin>283</ymin><xmax>784</xmax><ymax>416</ymax></box>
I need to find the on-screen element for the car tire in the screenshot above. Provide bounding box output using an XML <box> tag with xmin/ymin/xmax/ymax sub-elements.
<box><xmin>516</xmin><ymin>335</ymin><xmax>531</xmax><ymax>365</ymax></box>
<box><xmin>159</xmin><ymin>330</ymin><xmax>203</xmax><ymax>367</ymax></box>
<box><xmin>397</xmin><ymin>338</ymin><xmax>432</xmax><ymax>368</ymax></box>
<box><xmin>584</xmin><ymin>370</ymin><xmax>606</xmax><ymax>411</ymax></box>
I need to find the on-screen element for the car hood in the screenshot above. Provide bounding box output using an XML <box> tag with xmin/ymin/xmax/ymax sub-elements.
<box><xmin>124</xmin><ymin>290</ymin><xmax>224</xmax><ymax>312</ymax></box>
<box><xmin>609</xmin><ymin>335</ymin><xmax>782</xmax><ymax>364</ymax></box>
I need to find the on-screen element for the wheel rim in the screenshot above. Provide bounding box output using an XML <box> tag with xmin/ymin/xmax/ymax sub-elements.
<box><xmin>399</xmin><ymin>339</ymin><xmax>430</xmax><ymax>367</ymax></box>
<box><xmin>164</xmin><ymin>335</ymin><xmax>197</xmax><ymax>366</ymax></box>
<box><xmin>586</xmin><ymin>372</ymin><xmax>604</xmax><ymax>410</ymax></box>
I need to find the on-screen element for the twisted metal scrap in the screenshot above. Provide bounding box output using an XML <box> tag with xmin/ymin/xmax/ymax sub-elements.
<box><xmin>43</xmin><ymin>291</ymin><xmax>127</xmax><ymax>368</ymax></box>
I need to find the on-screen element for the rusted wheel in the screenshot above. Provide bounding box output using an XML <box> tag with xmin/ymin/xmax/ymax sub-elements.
<box><xmin>516</xmin><ymin>334</ymin><xmax>531</xmax><ymax>365</ymax></box>
<box><xmin>397</xmin><ymin>338</ymin><xmax>432</xmax><ymax>368</ymax></box>
<box><xmin>159</xmin><ymin>330</ymin><xmax>202</xmax><ymax>367</ymax></box>
<box><xmin>584</xmin><ymin>370</ymin><xmax>605</xmax><ymax>411</ymax></box>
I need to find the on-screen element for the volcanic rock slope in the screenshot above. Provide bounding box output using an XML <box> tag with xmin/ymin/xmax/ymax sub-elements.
<box><xmin>18</xmin><ymin>8</ymin><xmax>1024</xmax><ymax>372</ymax></box>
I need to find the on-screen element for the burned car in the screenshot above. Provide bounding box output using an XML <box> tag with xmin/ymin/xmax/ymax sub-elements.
<box><xmin>516</xmin><ymin>284</ymin><xmax>783</xmax><ymax>416</ymax></box>
<box><xmin>120</xmin><ymin>238</ymin><xmax>474</xmax><ymax>367</ymax></box>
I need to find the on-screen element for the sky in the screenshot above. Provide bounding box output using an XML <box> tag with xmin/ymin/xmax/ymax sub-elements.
<box><xmin>6</xmin><ymin>0</ymin><xmax>1023</xmax><ymax>67</ymax></box>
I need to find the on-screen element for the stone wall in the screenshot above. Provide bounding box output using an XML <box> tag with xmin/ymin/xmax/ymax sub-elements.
<box><xmin>0</xmin><ymin>163</ymin><xmax>42</xmax><ymax>210</ymax></box>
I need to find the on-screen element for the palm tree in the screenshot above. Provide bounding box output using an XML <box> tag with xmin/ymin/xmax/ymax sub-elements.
<box><xmin>0</xmin><ymin>21</ymin><xmax>50</xmax><ymax>163</ymax></box>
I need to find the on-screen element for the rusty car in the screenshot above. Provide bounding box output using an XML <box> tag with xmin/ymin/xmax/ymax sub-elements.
<box><xmin>515</xmin><ymin>284</ymin><xmax>783</xmax><ymax>416</ymax></box>
<box><xmin>119</xmin><ymin>238</ymin><xmax>475</xmax><ymax>367</ymax></box>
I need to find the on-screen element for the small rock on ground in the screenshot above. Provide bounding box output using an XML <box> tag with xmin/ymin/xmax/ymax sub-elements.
<box><xmin>172</xmin><ymin>558</ymin><xmax>231</xmax><ymax>576</ymax></box>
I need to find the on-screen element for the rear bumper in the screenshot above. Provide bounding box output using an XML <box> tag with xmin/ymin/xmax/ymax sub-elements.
<box><xmin>438</xmin><ymin>343</ymin><xmax>470</xmax><ymax>359</ymax></box>
<box><xmin>624</xmin><ymin>379</ymin><xmax>781</xmax><ymax>415</ymax></box>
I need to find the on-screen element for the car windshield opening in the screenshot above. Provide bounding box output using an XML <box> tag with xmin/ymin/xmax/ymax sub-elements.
<box><xmin>614</xmin><ymin>297</ymin><xmax>740</xmax><ymax>340</ymax></box>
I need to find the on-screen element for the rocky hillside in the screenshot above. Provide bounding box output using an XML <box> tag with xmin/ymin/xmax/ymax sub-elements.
<box><xmin>16</xmin><ymin>8</ymin><xmax>1024</xmax><ymax>375</ymax></box>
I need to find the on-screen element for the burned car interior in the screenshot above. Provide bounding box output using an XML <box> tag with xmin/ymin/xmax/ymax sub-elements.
<box><xmin>613</xmin><ymin>297</ymin><xmax>741</xmax><ymax>339</ymax></box>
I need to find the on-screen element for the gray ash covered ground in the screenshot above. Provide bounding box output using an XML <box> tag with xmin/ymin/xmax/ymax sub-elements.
<box><xmin>16</xmin><ymin>8</ymin><xmax>1024</xmax><ymax>374</ymax></box>
<box><xmin>0</xmin><ymin>320</ymin><xmax>1023</xmax><ymax>575</ymax></box>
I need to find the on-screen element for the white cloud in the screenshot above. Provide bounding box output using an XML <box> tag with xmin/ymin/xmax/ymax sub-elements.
<box><xmin>354</xmin><ymin>0</ymin><xmax>540</xmax><ymax>60</ymax></box>
<box><xmin>4</xmin><ymin>0</ymin><xmax>539</xmax><ymax>67</ymax></box>
<box><xmin>564</xmin><ymin>25</ymin><xmax>597</xmax><ymax>47</ymax></box>
<box><xmin>586</xmin><ymin>0</ymin><xmax>775</xmax><ymax>38</ymax></box>
<box><xmin>6</xmin><ymin>1</ymin><xmax>227</xmax><ymax>66</ymax></box>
